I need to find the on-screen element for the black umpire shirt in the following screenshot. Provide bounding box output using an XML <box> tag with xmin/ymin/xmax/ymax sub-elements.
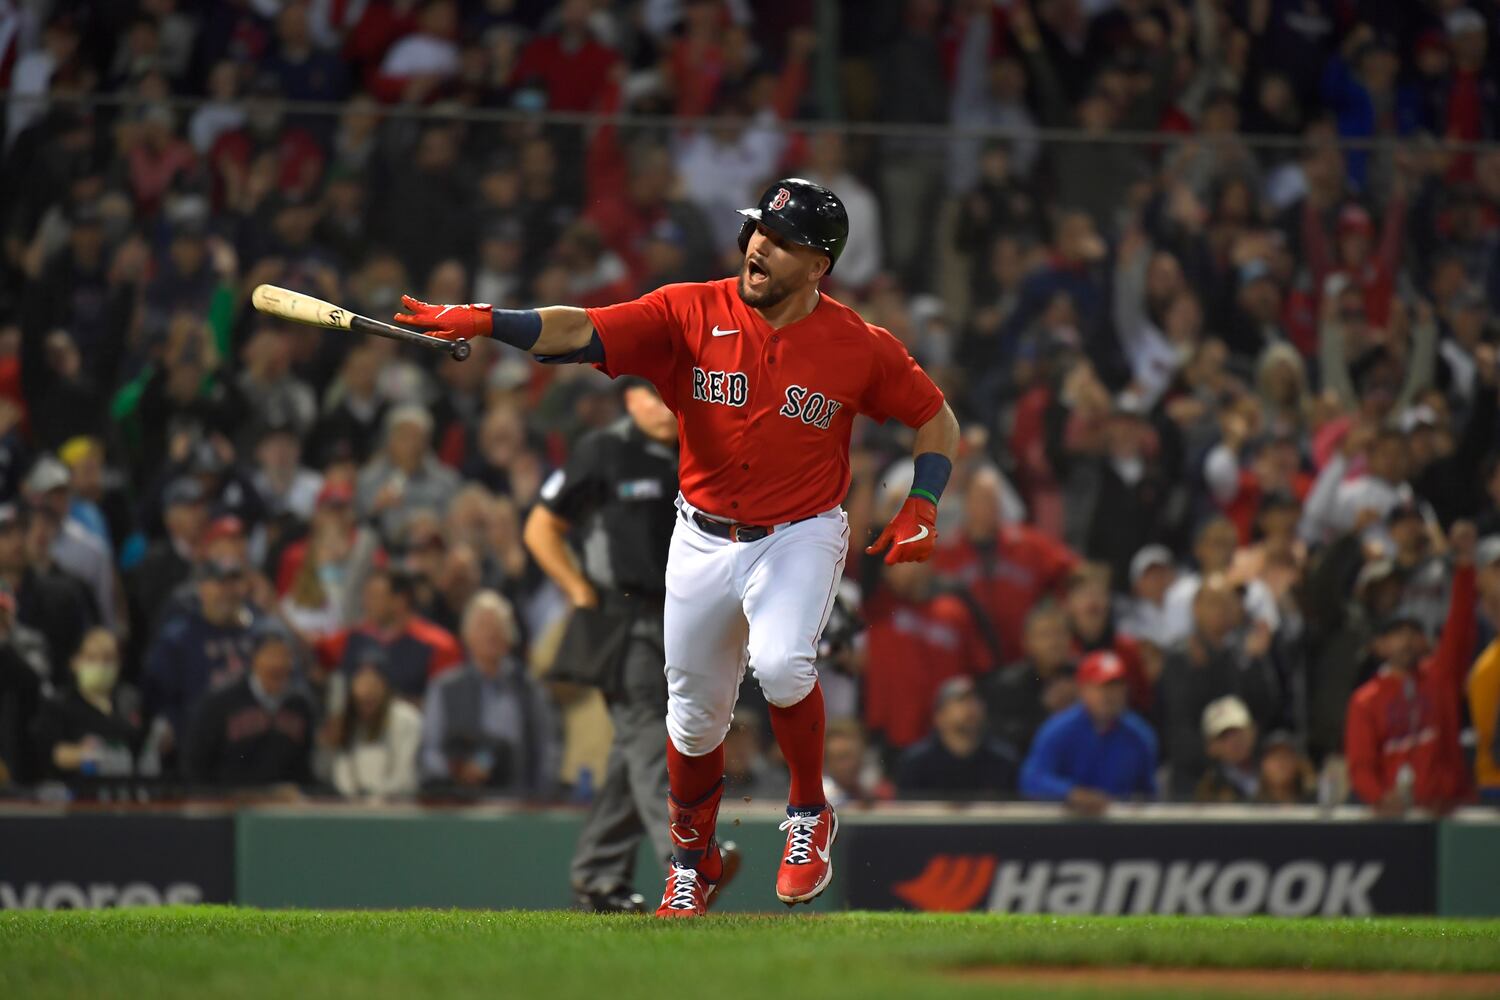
<box><xmin>537</xmin><ymin>416</ymin><xmax>677</xmax><ymax>599</ymax></box>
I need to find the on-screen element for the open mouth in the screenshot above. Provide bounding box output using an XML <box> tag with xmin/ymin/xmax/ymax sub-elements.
<box><xmin>746</xmin><ymin>259</ymin><xmax>769</xmax><ymax>285</ymax></box>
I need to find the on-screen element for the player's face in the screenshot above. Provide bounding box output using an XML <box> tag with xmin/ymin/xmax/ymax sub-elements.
<box><xmin>738</xmin><ymin>224</ymin><xmax>827</xmax><ymax>310</ymax></box>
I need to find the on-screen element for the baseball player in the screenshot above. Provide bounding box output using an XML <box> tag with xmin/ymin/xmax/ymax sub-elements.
<box><xmin>396</xmin><ymin>178</ymin><xmax>959</xmax><ymax>917</ymax></box>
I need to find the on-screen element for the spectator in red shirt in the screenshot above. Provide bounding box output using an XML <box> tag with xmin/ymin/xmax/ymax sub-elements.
<box><xmin>315</xmin><ymin>566</ymin><xmax>461</xmax><ymax>702</ymax></box>
<box><xmin>930</xmin><ymin>466</ymin><xmax>1078</xmax><ymax>663</ymax></box>
<box><xmin>1345</xmin><ymin>521</ymin><xmax>1478</xmax><ymax>813</ymax></box>
<box><xmin>120</xmin><ymin>105</ymin><xmax>196</xmax><ymax>218</ymax></box>
<box><xmin>210</xmin><ymin>77</ymin><xmax>325</xmax><ymax>209</ymax></box>
<box><xmin>863</xmin><ymin>558</ymin><xmax>993</xmax><ymax>753</ymax></box>
<box><xmin>369</xmin><ymin>0</ymin><xmax>462</xmax><ymax>104</ymax></box>
<box><xmin>511</xmin><ymin>0</ymin><xmax>617</xmax><ymax>112</ymax></box>
<box><xmin>1304</xmin><ymin>197</ymin><xmax>1406</xmax><ymax>330</ymax></box>
<box><xmin>1438</xmin><ymin>9</ymin><xmax>1497</xmax><ymax>183</ymax></box>
<box><xmin>1063</xmin><ymin>565</ymin><xmax>1152</xmax><ymax>711</ymax></box>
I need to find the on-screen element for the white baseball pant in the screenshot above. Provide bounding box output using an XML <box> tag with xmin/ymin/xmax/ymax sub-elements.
<box><xmin>663</xmin><ymin>494</ymin><xmax>850</xmax><ymax>757</ymax></box>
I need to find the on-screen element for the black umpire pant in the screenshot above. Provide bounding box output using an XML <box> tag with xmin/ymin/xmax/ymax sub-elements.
<box><xmin>569</xmin><ymin>613</ymin><xmax>672</xmax><ymax>895</ymax></box>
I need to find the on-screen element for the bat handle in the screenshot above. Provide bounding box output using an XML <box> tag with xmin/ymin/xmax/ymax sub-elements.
<box><xmin>451</xmin><ymin>339</ymin><xmax>471</xmax><ymax>362</ymax></box>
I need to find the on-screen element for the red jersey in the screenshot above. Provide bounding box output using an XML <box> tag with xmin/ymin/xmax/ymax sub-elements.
<box><xmin>930</xmin><ymin>528</ymin><xmax>1079</xmax><ymax>663</ymax></box>
<box><xmin>863</xmin><ymin>589</ymin><xmax>992</xmax><ymax>748</ymax></box>
<box><xmin>1345</xmin><ymin>565</ymin><xmax>1476</xmax><ymax>810</ymax></box>
<box><xmin>587</xmin><ymin>278</ymin><xmax>944</xmax><ymax>524</ymax></box>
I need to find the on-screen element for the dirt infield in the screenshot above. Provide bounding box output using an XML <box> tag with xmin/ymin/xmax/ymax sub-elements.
<box><xmin>956</xmin><ymin>966</ymin><xmax>1500</xmax><ymax>997</ymax></box>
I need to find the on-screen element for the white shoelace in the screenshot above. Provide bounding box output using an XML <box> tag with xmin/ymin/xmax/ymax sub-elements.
<box><xmin>779</xmin><ymin>813</ymin><xmax>821</xmax><ymax>866</ymax></box>
<box><xmin>665</xmin><ymin>865</ymin><xmax>701</xmax><ymax>910</ymax></box>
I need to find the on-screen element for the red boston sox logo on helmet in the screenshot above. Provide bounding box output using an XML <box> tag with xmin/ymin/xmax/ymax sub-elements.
<box><xmin>769</xmin><ymin>187</ymin><xmax>792</xmax><ymax>211</ymax></box>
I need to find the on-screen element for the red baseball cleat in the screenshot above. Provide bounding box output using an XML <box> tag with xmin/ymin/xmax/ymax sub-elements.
<box><xmin>776</xmin><ymin>805</ymin><xmax>839</xmax><ymax>905</ymax></box>
<box><xmin>655</xmin><ymin>841</ymin><xmax>740</xmax><ymax>918</ymax></box>
<box><xmin>656</xmin><ymin>863</ymin><xmax>709</xmax><ymax>918</ymax></box>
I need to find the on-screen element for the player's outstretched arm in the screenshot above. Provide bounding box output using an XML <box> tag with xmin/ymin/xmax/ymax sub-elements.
<box><xmin>866</xmin><ymin>401</ymin><xmax>960</xmax><ymax>565</ymax></box>
<box><xmin>393</xmin><ymin>297</ymin><xmax>597</xmax><ymax>358</ymax></box>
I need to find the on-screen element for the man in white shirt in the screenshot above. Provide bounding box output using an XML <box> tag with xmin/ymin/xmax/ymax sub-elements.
<box><xmin>1300</xmin><ymin>424</ymin><xmax>1411</xmax><ymax>545</ymax></box>
<box><xmin>1161</xmin><ymin>518</ymin><xmax>1280</xmax><ymax>648</ymax></box>
<box><xmin>5</xmin><ymin>13</ymin><xmax>78</xmax><ymax>148</ymax></box>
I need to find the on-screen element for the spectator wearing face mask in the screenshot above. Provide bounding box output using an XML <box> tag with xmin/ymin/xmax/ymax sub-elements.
<box><xmin>32</xmin><ymin>627</ymin><xmax>149</xmax><ymax>784</ymax></box>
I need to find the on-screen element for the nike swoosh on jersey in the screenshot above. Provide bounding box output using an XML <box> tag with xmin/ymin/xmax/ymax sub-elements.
<box><xmin>895</xmin><ymin>525</ymin><xmax>930</xmax><ymax>546</ymax></box>
<box><xmin>711</xmin><ymin>326</ymin><xmax>740</xmax><ymax>337</ymax></box>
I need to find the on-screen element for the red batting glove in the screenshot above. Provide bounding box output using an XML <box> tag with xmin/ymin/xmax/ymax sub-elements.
<box><xmin>392</xmin><ymin>295</ymin><xmax>493</xmax><ymax>341</ymax></box>
<box><xmin>865</xmin><ymin>496</ymin><xmax>938</xmax><ymax>565</ymax></box>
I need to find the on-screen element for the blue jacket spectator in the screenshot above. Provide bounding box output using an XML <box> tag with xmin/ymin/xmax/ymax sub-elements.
<box><xmin>1021</xmin><ymin>651</ymin><xmax>1157</xmax><ymax>809</ymax></box>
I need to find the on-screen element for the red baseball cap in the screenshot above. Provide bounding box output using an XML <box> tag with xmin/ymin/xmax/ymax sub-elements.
<box><xmin>1076</xmin><ymin>650</ymin><xmax>1128</xmax><ymax>687</ymax></box>
<box><xmin>1337</xmin><ymin>204</ymin><xmax>1374</xmax><ymax>236</ymax></box>
<box><xmin>317</xmin><ymin>480</ymin><xmax>355</xmax><ymax>508</ymax></box>
<box><xmin>201</xmin><ymin>515</ymin><xmax>244</xmax><ymax>546</ymax></box>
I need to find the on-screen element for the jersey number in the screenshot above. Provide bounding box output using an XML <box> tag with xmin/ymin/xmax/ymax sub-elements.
<box><xmin>779</xmin><ymin>385</ymin><xmax>842</xmax><ymax>430</ymax></box>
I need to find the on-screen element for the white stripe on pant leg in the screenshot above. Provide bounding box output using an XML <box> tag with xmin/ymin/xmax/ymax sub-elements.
<box><xmin>740</xmin><ymin>513</ymin><xmax>850</xmax><ymax>708</ymax></box>
<box><xmin>663</xmin><ymin>512</ymin><xmax>748</xmax><ymax>756</ymax></box>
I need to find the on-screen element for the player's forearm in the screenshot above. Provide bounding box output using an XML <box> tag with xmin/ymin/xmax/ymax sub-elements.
<box><xmin>484</xmin><ymin>305</ymin><xmax>603</xmax><ymax>364</ymax></box>
<box><xmin>911</xmin><ymin>402</ymin><xmax>961</xmax><ymax>492</ymax></box>
<box><xmin>522</xmin><ymin>507</ymin><xmax>592</xmax><ymax>601</ymax></box>
<box><xmin>532</xmin><ymin>307</ymin><xmax>595</xmax><ymax>355</ymax></box>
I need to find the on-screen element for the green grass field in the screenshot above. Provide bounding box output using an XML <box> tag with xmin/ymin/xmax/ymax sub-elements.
<box><xmin>3</xmin><ymin>909</ymin><xmax>1500</xmax><ymax>1000</ymax></box>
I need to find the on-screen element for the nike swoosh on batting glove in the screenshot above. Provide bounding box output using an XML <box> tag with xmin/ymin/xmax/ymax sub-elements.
<box><xmin>865</xmin><ymin>496</ymin><xmax>938</xmax><ymax>565</ymax></box>
<box><xmin>393</xmin><ymin>295</ymin><xmax>493</xmax><ymax>341</ymax></box>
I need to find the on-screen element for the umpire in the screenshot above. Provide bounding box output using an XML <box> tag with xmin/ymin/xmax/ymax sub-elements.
<box><xmin>524</xmin><ymin>378</ymin><xmax>731</xmax><ymax>912</ymax></box>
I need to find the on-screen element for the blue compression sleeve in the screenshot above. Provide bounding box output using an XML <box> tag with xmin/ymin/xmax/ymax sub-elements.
<box><xmin>490</xmin><ymin>307</ymin><xmax>543</xmax><ymax>350</ymax></box>
<box><xmin>910</xmin><ymin>452</ymin><xmax>952</xmax><ymax>505</ymax></box>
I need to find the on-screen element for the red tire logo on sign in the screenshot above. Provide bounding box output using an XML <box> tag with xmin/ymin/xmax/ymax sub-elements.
<box><xmin>892</xmin><ymin>854</ymin><xmax>998</xmax><ymax>912</ymax></box>
<box><xmin>770</xmin><ymin>187</ymin><xmax>791</xmax><ymax>210</ymax></box>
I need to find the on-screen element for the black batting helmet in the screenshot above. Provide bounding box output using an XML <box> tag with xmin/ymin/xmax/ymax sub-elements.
<box><xmin>737</xmin><ymin>178</ymin><xmax>849</xmax><ymax>272</ymax></box>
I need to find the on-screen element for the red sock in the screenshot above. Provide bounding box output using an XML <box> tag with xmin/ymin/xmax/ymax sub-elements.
<box><xmin>768</xmin><ymin>682</ymin><xmax>828</xmax><ymax>811</ymax></box>
<box><xmin>666</xmin><ymin>738</ymin><xmax>724</xmax><ymax>805</ymax></box>
<box><xmin>666</xmin><ymin>738</ymin><xmax>725</xmax><ymax>874</ymax></box>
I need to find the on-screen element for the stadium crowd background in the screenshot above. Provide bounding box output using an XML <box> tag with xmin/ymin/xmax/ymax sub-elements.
<box><xmin>0</xmin><ymin>0</ymin><xmax>1499</xmax><ymax>814</ymax></box>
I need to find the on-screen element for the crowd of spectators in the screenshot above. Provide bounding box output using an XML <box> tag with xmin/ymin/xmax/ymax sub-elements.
<box><xmin>1</xmin><ymin>0</ymin><xmax>1500</xmax><ymax>815</ymax></box>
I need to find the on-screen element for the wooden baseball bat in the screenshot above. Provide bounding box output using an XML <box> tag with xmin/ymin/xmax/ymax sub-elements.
<box><xmin>250</xmin><ymin>284</ymin><xmax>472</xmax><ymax>361</ymax></box>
